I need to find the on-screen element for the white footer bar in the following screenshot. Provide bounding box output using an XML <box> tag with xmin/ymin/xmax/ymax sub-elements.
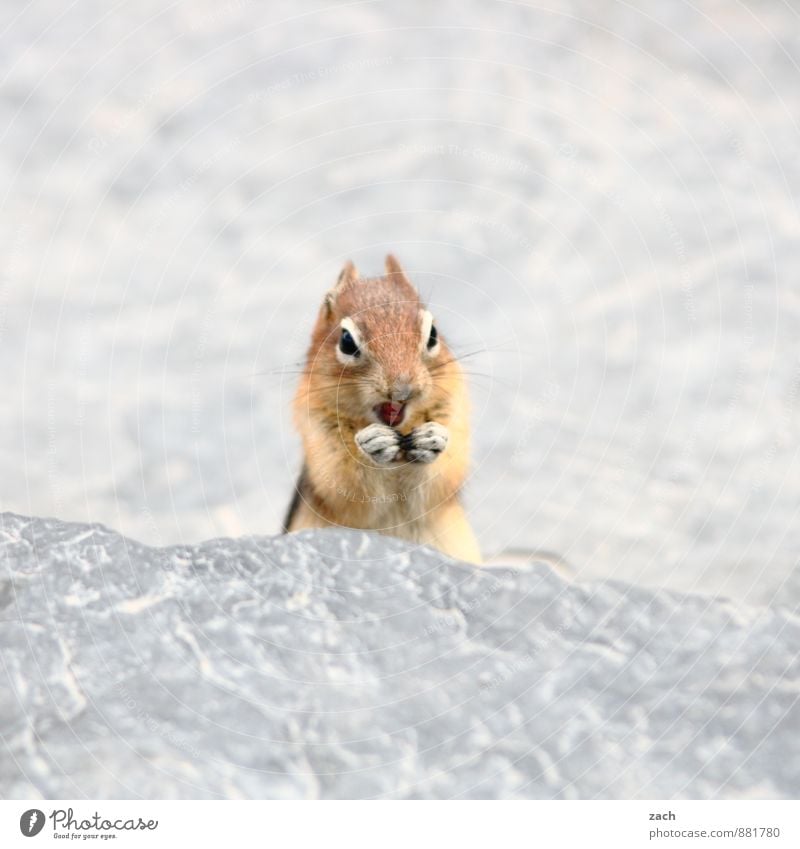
<box><xmin>1</xmin><ymin>800</ymin><xmax>797</xmax><ymax>848</ymax></box>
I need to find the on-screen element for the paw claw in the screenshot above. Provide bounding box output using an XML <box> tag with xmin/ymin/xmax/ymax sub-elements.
<box><xmin>405</xmin><ymin>422</ymin><xmax>449</xmax><ymax>464</ymax></box>
<box><xmin>355</xmin><ymin>423</ymin><xmax>402</xmax><ymax>465</ymax></box>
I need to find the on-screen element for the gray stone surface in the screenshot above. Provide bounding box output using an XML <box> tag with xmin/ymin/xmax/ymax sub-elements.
<box><xmin>1</xmin><ymin>513</ymin><xmax>798</xmax><ymax>799</ymax></box>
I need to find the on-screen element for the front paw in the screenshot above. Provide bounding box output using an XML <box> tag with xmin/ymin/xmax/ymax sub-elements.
<box><xmin>355</xmin><ymin>423</ymin><xmax>402</xmax><ymax>465</ymax></box>
<box><xmin>402</xmin><ymin>422</ymin><xmax>449</xmax><ymax>464</ymax></box>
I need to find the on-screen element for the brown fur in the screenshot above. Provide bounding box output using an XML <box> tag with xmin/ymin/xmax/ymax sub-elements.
<box><xmin>285</xmin><ymin>255</ymin><xmax>481</xmax><ymax>563</ymax></box>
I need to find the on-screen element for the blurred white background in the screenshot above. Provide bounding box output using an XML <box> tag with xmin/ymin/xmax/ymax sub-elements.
<box><xmin>1</xmin><ymin>0</ymin><xmax>799</xmax><ymax>605</ymax></box>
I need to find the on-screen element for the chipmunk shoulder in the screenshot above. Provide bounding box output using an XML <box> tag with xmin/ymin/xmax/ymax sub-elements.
<box><xmin>283</xmin><ymin>255</ymin><xmax>481</xmax><ymax>564</ymax></box>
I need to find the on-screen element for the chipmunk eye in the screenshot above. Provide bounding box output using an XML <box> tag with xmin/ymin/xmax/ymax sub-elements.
<box><xmin>427</xmin><ymin>324</ymin><xmax>439</xmax><ymax>351</ymax></box>
<box><xmin>339</xmin><ymin>328</ymin><xmax>360</xmax><ymax>357</ymax></box>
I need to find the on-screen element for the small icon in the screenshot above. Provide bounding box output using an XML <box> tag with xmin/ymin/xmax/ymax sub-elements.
<box><xmin>19</xmin><ymin>809</ymin><xmax>45</xmax><ymax>837</ymax></box>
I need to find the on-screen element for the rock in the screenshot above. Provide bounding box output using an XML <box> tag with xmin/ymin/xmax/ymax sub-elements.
<box><xmin>1</xmin><ymin>513</ymin><xmax>798</xmax><ymax>799</ymax></box>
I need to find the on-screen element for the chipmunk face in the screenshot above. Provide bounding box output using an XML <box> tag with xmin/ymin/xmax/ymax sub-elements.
<box><xmin>302</xmin><ymin>255</ymin><xmax>453</xmax><ymax>432</ymax></box>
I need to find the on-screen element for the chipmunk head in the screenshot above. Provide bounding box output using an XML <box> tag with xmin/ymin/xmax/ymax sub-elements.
<box><xmin>301</xmin><ymin>255</ymin><xmax>452</xmax><ymax>431</ymax></box>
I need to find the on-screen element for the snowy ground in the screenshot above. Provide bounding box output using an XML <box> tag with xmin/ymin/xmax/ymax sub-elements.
<box><xmin>1</xmin><ymin>0</ymin><xmax>800</xmax><ymax>606</ymax></box>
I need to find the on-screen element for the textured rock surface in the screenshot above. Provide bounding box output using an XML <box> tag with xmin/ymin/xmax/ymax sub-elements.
<box><xmin>1</xmin><ymin>513</ymin><xmax>798</xmax><ymax>799</ymax></box>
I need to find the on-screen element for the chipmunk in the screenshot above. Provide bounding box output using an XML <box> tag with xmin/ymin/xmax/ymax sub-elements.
<box><xmin>283</xmin><ymin>255</ymin><xmax>481</xmax><ymax>563</ymax></box>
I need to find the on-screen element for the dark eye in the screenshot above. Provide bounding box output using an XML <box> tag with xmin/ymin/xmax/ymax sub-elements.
<box><xmin>427</xmin><ymin>324</ymin><xmax>438</xmax><ymax>350</ymax></box>
<box><xmin>339</xmin><ymin>328</ymin><xmax>360</xmax><ymax>357</ymax></box>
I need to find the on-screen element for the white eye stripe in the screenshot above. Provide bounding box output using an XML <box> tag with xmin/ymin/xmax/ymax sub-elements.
<box><xmin>340</xmin><ymin>317</ymin><xmax>363</xmax><ymax>346</ymax></box>
<box><xmin>336</xmin><ymin>317</ymin><xmax>365</xmax><ymax>365</ymax></box>
<box><xmin>420</xmin><ymin>309</ymin><xmax>440</xmax><ymax>356</ymax></box>
<box><xmin>420</xmin><ymin>310</ymin><xmax>433</xmax><ymax>350</ymax></box>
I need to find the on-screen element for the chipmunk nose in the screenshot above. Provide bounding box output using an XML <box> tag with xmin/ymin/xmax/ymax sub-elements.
<box><xmin>390</xmin><ymin>379</ymin><xmax>415</xmax><ymax>403</ymax></box>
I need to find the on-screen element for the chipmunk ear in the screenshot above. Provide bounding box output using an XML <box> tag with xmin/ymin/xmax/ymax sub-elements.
<box><xmin>324</xmin><ymin>260</ymin><xmax>359</xmax><ymax>317</ymax></box>
<box><xmin>384</xmin><ymin>254</ymin><xmax>411</xmax><ymax>286</ymax></box>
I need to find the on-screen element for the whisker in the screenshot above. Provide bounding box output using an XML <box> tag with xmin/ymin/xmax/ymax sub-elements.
<box><xmin>434</xmin><ymin>368</ymin><xmax>516</xmax><ymax>391</ymax></box>
<box><xmin>296</xmin><ymin>382</ymin><xmax>373</xmax><ymax>398</ymax></box>
<box><xmin>251</xmin><ymin>370</ymin><xmax>306</xmax><ymax>379</ymax></box>
<box><xmin>249</xmin><ymin>356</ymin><xmax>310</xmax><ymax>377</ymax></box>
<box><xmin>429</xmin><ymin>351</ymin><xmax>488</xmax><ymax>372</ymax></box>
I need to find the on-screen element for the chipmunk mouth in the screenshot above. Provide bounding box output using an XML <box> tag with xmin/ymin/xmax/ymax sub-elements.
<box><xmin>375</xmin><ymin>401</ymin><xmax>406</xmax><ymax>427</ymax></box>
